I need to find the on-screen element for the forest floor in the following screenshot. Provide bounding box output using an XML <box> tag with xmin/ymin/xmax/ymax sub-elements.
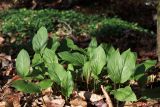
<box><xmin>0</xmin><ymin>2</ymin><xmax>160</xmax><ymax>107</ymax></box>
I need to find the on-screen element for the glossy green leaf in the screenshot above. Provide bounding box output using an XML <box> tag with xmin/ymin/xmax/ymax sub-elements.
<box><xmin>67</xmin><ymin>64</ymin><xmax>74</xmax><ymax>71</ymax></box>
<box><xmin>38</xmin><ymin>79</ymin><xmax>53</xmax><ymax>89</ymax></box>
<box><xmin>51</xmin><ymin>36</ymin><xmax>60</xmax><ymax>52</ymax></box>
<box><xmin>58</xmin><ymin>51</ymin><xmax>86</xmax><ymax>66</ymax></box>
<box><xmin>142</xmin><ymin>60</ymin><xmax>156</xmax><ymax>71</ymax></box>
<box><xmin>107</xmin><ymin>49</ymin><xmax>136</xmax><ymax>83</ymax></box>
<box><xmin>43</xmin><ymin>48</ymin><xmax>58</xmax><ymax>64</ymax></box>
<box><xmin>47</xmin><ymin>63</ymin><xmax>66</xmax><ymax>85</ymax></box>
<box><xmin>120</xmin><ymin>49</ymin><xmax>136</xmax><ymax>82</ymax></box>
<box><xmin>61</xmin><ymin>71</ymin><xmax>74</xmax><ymax>99</ymax></box>
<box><xmin>100</xmin><ymin>43</ymin><xmax>115</xmax><ymax>61</ymax></box>
<box><xmin>12</xmin><ymin>80</ymin><xmax>40</xmax><ymax>93</ymax></box>
<box><xmin>90</xmin><ymin>46</ymin><xmax>107</xmax><ymax>77</ymax></box>
<box><xmin>66</xmin><ymin>38</ymin><xmax>79</xmax><ymax>50</ymax></box>
<box><xmin>134</xmin><ymin>60</ymin><xmax>156</xmax><ymax>81</ymax></box>
<box><xmin>16</xmin><ymin>49</ymin><xmax>30</xmax><ymax>77</ymax></box>
<box><xmin>83</xmin><ymin>61</ymin><xmax>92</xmax><ymax>84</ymax></box>
<box><xmin>32</xmin><ymin>53</ymin><xmax>43</xmax><ymax>66</ymax></box>
<box><xmin>32</xmin><ymin>27</ymin><xmax>48</xmax><ymax>52</ymax></box>
<box><xmin>66</xmin><ymin>38</ymin><xmax>86</xmax><ymax>54</ymax></box>
<box><xmin>87</xmin><ymin>37</ymin><xmax>97</xmax><ymax>58</ymax></box>
<box><xmin>113</xmin><ymin>86</ymin><xmax>137</xmax><ymax>101</ymax></box>
<box><xmin>88</xmin><ymin>37</ymin><xmax>97</xmax><ymax>48</ymax></box>
<box><xmin>134</xmin><ymin>64</ymin><xmax>145</xmax><ymax>81</ymax></box>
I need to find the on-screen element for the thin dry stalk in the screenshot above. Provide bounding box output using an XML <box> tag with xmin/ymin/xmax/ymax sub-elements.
<box><xmin>101</xmin><ymin>85</ymin><xmax>113</xmax><ymax>107</ymax></box>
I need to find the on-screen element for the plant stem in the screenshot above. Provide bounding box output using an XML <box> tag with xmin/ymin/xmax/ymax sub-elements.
<box><xmin>116</xmin><ymin>84</ymin><xmax>121</xmax><ymax>107</ymax></box>
<box><xmin>87</xmin><ymin>83</ymin><xmax>89</xmax><ymax>91</ymax></box>
<box><xmin>113</xmin><ymin>83</ymin><xmax>119</xmax><ymax>107</ymax></box>
<box><xmin>94</xmin><ymin>79</ymin><xmax>96</xmax><ymax>92</ymax></box>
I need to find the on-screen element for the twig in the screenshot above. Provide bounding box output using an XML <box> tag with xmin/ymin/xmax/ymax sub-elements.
<box><xmin>101</xmin><ymin>85</ymin><xmax>113</xmax><ymax>107</ymax></box>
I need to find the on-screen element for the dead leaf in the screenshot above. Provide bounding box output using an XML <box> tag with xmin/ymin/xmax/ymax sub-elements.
<box><xmin>78</xmin><ymin>91</ymin><xmax>103</xmax><ymax>102</ymax></box>
<box><xmin>0</xmin><ymin>37</ymin><xmax>4</xmax><ymax>45</ymax></box>
<box><xmin>70</xmin><ymin>97</ymin><xmax>87</xmax><ymax>107</ymax></box>
<box><xmin>0</xmin><ymin>101</ymin><xmax>9</xmax><ymax>107</ymax></box>
<box><xmin>92</xmin><ymin>100</ymin><xmax>107</xmax><ymax>107</ymax></box>
<box><xmin>42</xmin><ymin>87</ymin><xmax>53</xmax><ymax>96</ymax></box>
<box><xmin>10</xmin><ymin>36</ymin><xmax>16</xmax><ymax>43</ymax></box>
<box><xmin>0</xmin><ymin>54</ymin><xmax>11</xmax><ymax>61</ymax></box>
<box><xmin>42</xmin><ymin>95</ymin><xmax>65</xmax><ymax>107</ymax></box>
<box><xmin>3</xmin><ymin>94</ymin><xmax>21</xmax><ymax>107</ymax></box>
<box><xmin>0</xmin><ymin>53</ymin><xmax>12</xmax><ymax>69</ymax></box>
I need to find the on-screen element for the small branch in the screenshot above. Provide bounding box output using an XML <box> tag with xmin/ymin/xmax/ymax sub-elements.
<box><xmin>101</xmin><ymin>85</ymin><xmax>113</xmax><ymax>107</ymax></box>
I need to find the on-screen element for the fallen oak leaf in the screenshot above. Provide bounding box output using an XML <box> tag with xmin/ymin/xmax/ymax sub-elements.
<box><xmin>0</xmin><ymin>53</ymin><xmax>11</xmax><ymax>61</ymax></box>
<box><xmin>77</xmin><ymin>91</ymin><xmax>107</xmax><ymax>107</ymax></box>
<box><xmin>3</xmin><ymin>94</ymin><xmax>21</xmax><ymax>107</ymax></box>
<box><xmin>124</xmin><ymin>101</ymin><xmax>147</xmax><ymax>107</ymax></box>
<box><xmin>0</xmin><ymin>53</ymin><xmax>12</xmax><ymax>69</ymax></box>
<box><xmin>0</xmin><ymin>101</ymin><xmax>9</xmax><ymax>107</ymax></box>
<box><xmin>42</xmin><ymin>87</ymin><xmax>53</xmax><ymax>96</ymax></box>
<box><xmin>70</xmin><ymin>97</ymin><xmax>87</xmax><ymax>107</ymax></box>
<box><xmin>42</xmin><ymin>95</ymin><xmax>65</xmax><ymax>107</ymax></box>
<box><xmin>92</xmin><ymin>100</ymin><xmax>107</xmax><ymax>107</ymax></box>
<box><xmin>78</xmin><ymin>91</ymin><xmax>103</xmax><ymax>103</ymax></box>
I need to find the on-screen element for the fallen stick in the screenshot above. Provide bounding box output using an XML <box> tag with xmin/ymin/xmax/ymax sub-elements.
<box><xmin>101</xmin><ymin>85</ymin><xmax>113</xmax><ymax>107</ymax></box>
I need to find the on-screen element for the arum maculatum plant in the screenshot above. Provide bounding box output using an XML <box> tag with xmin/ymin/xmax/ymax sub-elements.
<box><xmin>13</xmin><ymin>27</ymin><xmax>74</xmax><ymax>100</ymax></box>
<box><xmin>12</xmin><ymin>27</ymin><xmax>156</xmax><ymax>102</ymax></box>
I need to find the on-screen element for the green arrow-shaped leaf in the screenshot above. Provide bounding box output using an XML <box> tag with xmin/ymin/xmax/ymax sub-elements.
<box><xmin>12</xmin><ymin>80</ymin><xmax>40</xmax><ymax>93</ymax></box>
<box><xmin>107</xmin><ymin>49</ymin><xmax>136</xmax><ymax>83</ymax></box>
<box><xmin>61</xmin><ymin>71</ymin><xmax>74</xmax><ymax>99</ymax></box>
<box><xmin>113</xmin><ymin>86</ymin><xmax>137</xmax><ymax>101</ymax></box>
<box><xmin>43</xmin><ymin>48</ymin><xmax>58</xmax><ymax>64</ymax></box>
<box><xmin>58</xmin><ymin>51</ymin><xmax>86</xmax><ymax>66</ymax></box>
<box><xmin>32</xmin><ymin>27</ymin><xmax>48</xmax><ymax>52</ymax></box>
<box><xmin>47</xmin><ymin>63</ymin><xmax>66</xmax><ymax>85</ymax></box>
<box><xmin>90</xmin><ymin>46</ymin><xmax>107</xmax><ymax>77</ymax></box>
<box><xmin>38</xmin><ymin>79</ymin><xmax>53</xmax><ymax>90</ymax></box>
<box><xmin>16</xmin><ymin>49</ymin><xmax>30</xmax><ymax>77</ymax></box>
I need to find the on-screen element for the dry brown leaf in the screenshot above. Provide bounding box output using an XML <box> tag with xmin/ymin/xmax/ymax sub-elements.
<box><xmin>42</xmin><ymin>87</ymin><xmax>53</xmax><ymax>95</ymax></box>
<box><xmin>70</xmin><ymin>97</ymin><xmax>87</xmax><ymax>107</ymax></box>
<box><xmin>92</xmin><ymin>100</ymin><xmax>107</xmax><ymax>107</ymax></box>
<box><xmin>0</xmin><ymin>53</ymin><xmax>12</xmax><ymax>70</ymax></box>
<box><xmin>42</xmin><ymin>95</ymin><xmax>65</xmax><ymax>107</ymax></box>
<box><xmin>78</xmin><ymin>91</ymin><xmax>103</xmax><ymax>102</ymax></box>
<box><xmin>0</xmin><ymin>101</ymin><xmax>8</xmax><ymax>107</ymax></box>
<box><xmin>0</xmin><ymin>37</ymin><xmax>4</xmax><ymax>45</ymax></box>
<box><xmin>124</xmin><ymin>101</ymin><xmax>148</xmax><ymax>107</ymax></box>
<box><xmin>3</xmin><ymin>94</ymin><xmax>21</xmax><ymax>107</ymax></box>
<box><xmin>10</xmin><ymin>36</ymin><xmax>16</xmax><ymax>43</ymax></box>
<box><xmin>0</xmin><ymin>54</ymin><xmax>11</xmax><ymax>61</ymax></box>
<box><xmin>12</xmin><ymin>98</ymin><xmax>21</xmax><ymax>107</ymax></box>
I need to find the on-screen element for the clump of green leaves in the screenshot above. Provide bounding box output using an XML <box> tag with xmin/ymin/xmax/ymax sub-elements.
<box><xmin>13</xmin><ymin>27</ymin><xmax>74</xmax><ymax>99</ymax></box>
<box><xmin>0</xmin><ymin>9</ymin><xmax>150</xmax><ymax>40</ymax></box>
<box><xmin>13</xmin><ymin>27</ymin><xmax>156</xmax><ymax>102</ymax></box>
<box><xmin>87</xmin><ymin>18</ymin><xmax>149</xmax><ymax>37</ymax></box>
<box><xmin>57</xmin><ymin>35</ymin><xmax>156</xmax><ymax>102</ymax></box>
